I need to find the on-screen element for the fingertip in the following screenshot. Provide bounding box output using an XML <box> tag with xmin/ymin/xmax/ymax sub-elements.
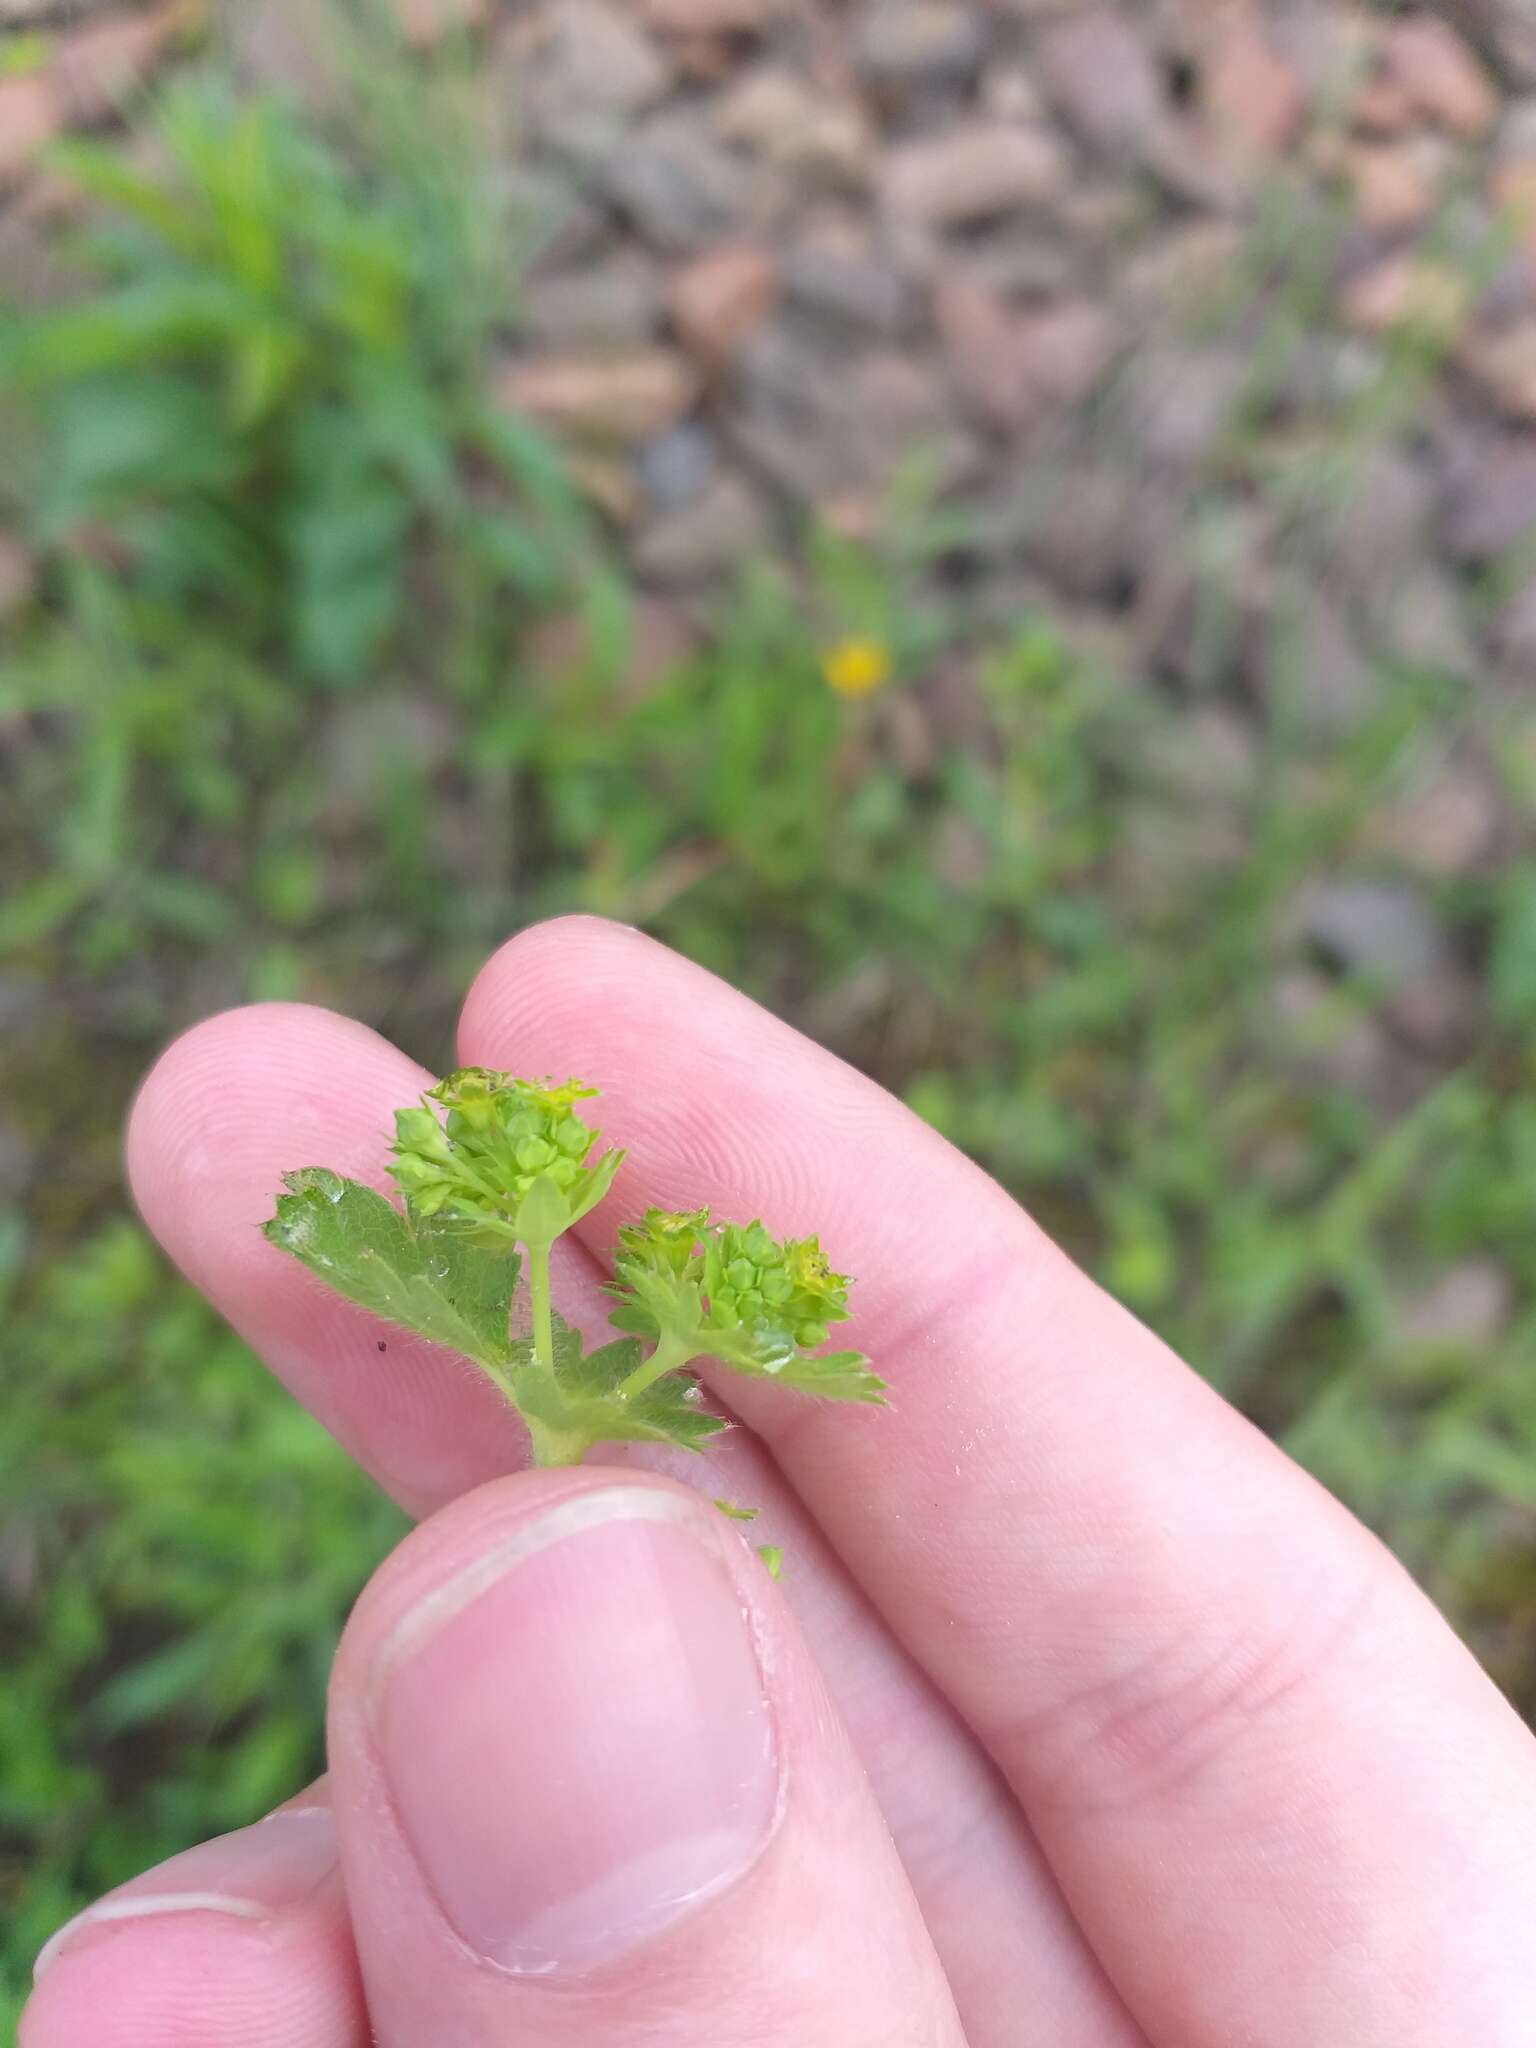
<box><xmin>22</xmin><ymin>1916</ymin><xmax>362</xmax><ymax>2048</ymax></box>
<box><xmin>117</xmin><ymin>998</ymin><xmax>552</xmax><ymax>1517</ymax></box>
<box><xmin>125</xmin><ymin>1001</ymin><xmax>429</xmax><ymax>1297</ymax></box>
<box><xmin>22</xmin><ymin>1808</ymin><xmax>365</xmax><ymax>2048</ymax></box>
<box><xmin>456</xmin><ymin>916</ymin><xmax>989</xmax><ymax>1280</ymax></box>
<box><xmin>127</xmin><ymin>1000</ymin><xmax>400</xmax><ymax>1179</ymax></box>
<box><xmin>324</xmin><ymin>1467</ymin><xmax>963</xmax><ymax>2041</ymax></box>
<box><xmin>328</xmin><ymin>1464</ymin><xmax>710</xmax><ymax>1684</ymax></box>
<box><xmin>457</xmin><ymin>916</ymin><xmax>661</xmax><ymax>1072</ymax></box>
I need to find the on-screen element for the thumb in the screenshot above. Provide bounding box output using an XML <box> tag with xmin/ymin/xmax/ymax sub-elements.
<box><xmin>327</xmin><ymin>1469</ymin><xmax>964</xmax><ymax>2046</ymax></box>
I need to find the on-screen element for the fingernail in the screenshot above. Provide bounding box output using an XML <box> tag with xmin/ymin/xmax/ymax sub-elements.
<box><xmin>374</xmin><ymin>1486</ymin><xmax>779</xmax><ymax>1974</ymax></box>
<box><xmin>34</xmin><ymin>1807</ymin><xmax>338</xmax><ymax>1982</ymax></box>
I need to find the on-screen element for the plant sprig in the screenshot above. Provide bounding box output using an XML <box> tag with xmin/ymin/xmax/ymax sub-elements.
<box><xmin>264</xmin><ymin>1070</ymin><xmax>884</xmax><ymax>1483</ymax></box>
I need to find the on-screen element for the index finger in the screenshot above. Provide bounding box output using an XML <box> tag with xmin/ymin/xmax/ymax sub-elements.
<box><xmin>460</xmin><ymin>916</ymin><xmax>1536</xmax><ymax>2048</ymax></box>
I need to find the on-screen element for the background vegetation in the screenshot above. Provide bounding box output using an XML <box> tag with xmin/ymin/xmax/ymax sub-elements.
<box><xmin>4</xmin><ymin>11</ymin><xmax>1536</xmax><ymax>2029</ymax></box>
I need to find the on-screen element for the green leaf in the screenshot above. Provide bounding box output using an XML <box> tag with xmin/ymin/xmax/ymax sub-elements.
<box><xmin>565</xmin><ymin>1143</ymin><xmax>624</xmax><ymax>1228</ymax></box>
<box><xmin>703</xmin><ymin>1335</ymin><xmax>887</xmax><ymax>1404</ymax></box>
<box><xmin>1491</xmin><ymin>867</ymin><xmax>1536</xmax><ymax>1029</ymax></box>
<box><xmin>511</xmin><ymin>1171</ymin><xmax>570</xmax><ymax>1248</ymax></box>
<box><xmin>289</xmin><ymin>482</ymin><xmax>409</xmax><ymax>686</ymax></box>
<box><xmin>39</xmin><ymin>373</ymin><xmax>242</xmax><ymax>533</ymax></box>
<box><xmin>777</xmin><ymin>1348</ymin><xmax>886</xmax><ymax>1402</ymax></box>
<box><xmin>263</xmin><ymin>1169</ymin><xmax>517</xmax><ymax>1368</ymax></box>
<box><xmin>604</xmin><ymin>1262</ymin><xmax>704</xmax><ymax>1344</ymax></box>
<box><xmin>6</xmin><ymin>282</ymin><xmax>257</xmax><ymax>388</ymax></box>
<box><xmin>508</xmin><ymin>1316</ymin><xmax>727</xmax><ymax>1462</ymax></box>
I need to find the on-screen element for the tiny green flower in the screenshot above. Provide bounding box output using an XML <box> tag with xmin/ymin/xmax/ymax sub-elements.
<box><xmin>389</xmin><ymin>1068</ymin><xmax>623</xmax><ymax>1247</ymax></box>
<box><xmin>606</xmin><ymin>1206</ymin><xmax>883</xmax><ymax>1403</ymax></box>
<box><xmin>617</xmin><ymin>1206</ymin><xmax>710</xmax><ymax>1281</ymax></box>
<box><xmin>700</xmin><ymin>1220</ymin><xmax>853</xmax><ymax>1372</ymax></box>
<box><xmin>607</xmin><ymin>1206</ymin><xmax>710</xmax><ymax>1341</ymax></box>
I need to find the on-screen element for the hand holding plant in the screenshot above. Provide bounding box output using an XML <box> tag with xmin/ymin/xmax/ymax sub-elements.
<box><xmin>265</xmin><ymin>1068</ymin><xmax>881</xmax><ymax>1476</ymax></box>
<box><xmin>30</xmin><ymin>922</ymin><xmax>1536</xmax><ymax>2048</ymax></box>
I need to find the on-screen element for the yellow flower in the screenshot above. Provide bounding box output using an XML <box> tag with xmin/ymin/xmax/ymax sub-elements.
<box><xmin>821</xmin><ymin>637</ymin><xmax>891</xmax><ymax>697</ymax></box>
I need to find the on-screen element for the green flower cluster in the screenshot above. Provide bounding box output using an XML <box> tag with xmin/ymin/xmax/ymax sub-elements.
<box><xmin>610</xmin><ymin>1206</ymin><xmax>875</xmax><ymax>1393</ymax></box>
<box><xmin>704</xmin><ymin>1220</ymin><xmax>847</xmax><ymax>1354</ymax></box>
<box><xmin>270</xmin><ymin>1069</ymin><xmax>881</xmax><ymax>1487</ymax></box>
<box><xmin>614</xmin><ymin>1205</ymin><xmax>707</xmax><ymax>1283</ymax></box>
<box><xmin>389</xmin><ymin>1069</ymin><xmax>622</xmax><ymax>1246</ymax></box>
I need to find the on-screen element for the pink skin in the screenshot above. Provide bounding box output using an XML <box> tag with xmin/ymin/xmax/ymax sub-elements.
<box><xmin>23</xmin><ymin>916</ymin><xmax>1536</xmax><ymax>2047</ymax></box>
<box><xmin>326</xmin><ymin>1471</ymin><xmax>963</xmax><ymax>2046</ymax></box>
<box><xmin>24</xmin><ymin>1792</ymin><xmax>364</xmax><ymax>2048</ymax></box>
<box><xmin>110</xmin><ymin>987</ymin><xmax>1141</xmax><ymax>2042</ymax></box>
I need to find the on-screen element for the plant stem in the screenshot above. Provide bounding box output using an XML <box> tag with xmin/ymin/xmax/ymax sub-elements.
<box><xmin>617</xmin><ymin>1328</ymin><xmax>692</xmax><ymax>1402</ymax></box>
<box><xmin>526</xmin><ymin>1239</ymin><xmax>555</xmax><ymax>1378</ymax></box>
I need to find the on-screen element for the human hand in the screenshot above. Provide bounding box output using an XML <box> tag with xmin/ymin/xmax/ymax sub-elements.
<box><xmin>23</xmin><ymin>919</ymin><xmax>1536</xmax><ymax>2046</ymax></box>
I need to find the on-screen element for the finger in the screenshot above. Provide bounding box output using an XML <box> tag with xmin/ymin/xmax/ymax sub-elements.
<box><xmin>603</xmin><ymin>1425</ymin><xmax>1145</xmax><ymax>2048</ymax></box>
<box><xmin>460</xmin><ymin>917</ymin><xmax>1536</xmax><ymax>2047</ymax></box>
<box><xmin>21</xmin><ymin>1792</ymin><xmax>363</xmax><ymax>2048</ymax></box>
<box><xmin>129</xmin><ymin>999</ymin><xmax>1142</xmax><ymax>2046</ymax></box>
<box><xmin>127</xmin><ymin>1002</ymin><xmax>531</xmax><ymax>1515</ymax></box>
<box><xmin>327</xmin><ymin>1468</ymin><xmax>965</xmax><ymax>2047</ymax></box>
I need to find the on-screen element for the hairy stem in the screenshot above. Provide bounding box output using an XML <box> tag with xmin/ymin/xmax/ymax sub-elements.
<box><xmin>618</xmin><ymin>1327</ymin><xmax>693</xmax><ymax>1402</ymax></box>
<box><xmin>525</xmin><ymin>1239</ymin><xmax>555</xmax><ymax>1380</ymax></box>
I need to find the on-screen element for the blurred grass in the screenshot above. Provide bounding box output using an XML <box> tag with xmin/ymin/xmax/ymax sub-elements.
<box><xmin>4</xmin><ymin>14</ymin><xmax>1536</xmax><ymax>2027</ymax></box>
